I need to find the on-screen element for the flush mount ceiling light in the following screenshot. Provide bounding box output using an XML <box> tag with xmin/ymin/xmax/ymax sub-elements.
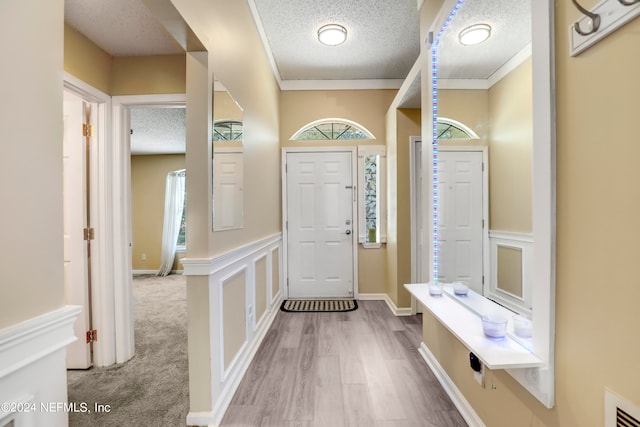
<box><xmin>318</xmin><ymin>24</ymin><xmax>347</xmax><ymax>46</ymax></box>
<box><xmin>458</xmin><ymin>23</ymin><xmax>492</xmax><ymax>46</ymax></box>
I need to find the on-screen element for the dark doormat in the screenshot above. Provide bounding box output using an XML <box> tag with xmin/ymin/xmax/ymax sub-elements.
<box><xmin>280</xmin><ymin>299</ymin><xmax>358</xmax><ymax>313</ymax></box>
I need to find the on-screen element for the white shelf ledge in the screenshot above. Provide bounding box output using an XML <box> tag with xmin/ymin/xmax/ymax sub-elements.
<box><xmin>406</xmin><ymin>283</ymin><xmax>543</xmax><ymax>370</ymax></box>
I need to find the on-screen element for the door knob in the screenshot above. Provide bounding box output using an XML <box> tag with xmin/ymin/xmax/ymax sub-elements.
<box><xmin>345</xmin><ymin>229</ymin><xmax>352</xmax><ymax>235</ymax></box>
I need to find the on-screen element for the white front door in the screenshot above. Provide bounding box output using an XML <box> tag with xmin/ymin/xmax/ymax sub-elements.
<box><xmin>438</xmin><ymin>150</ymin><xmax>484</xmax><ymax>294</ymax></box>
<box><xmin>286</xmin><ymin>151</ymin><xmax>355</xmax><ymax>298</ymax></box>
<box><xmin>63</xmin><ymin>90</ymin><xmax>92</xmax><ymax>369</ymax></box>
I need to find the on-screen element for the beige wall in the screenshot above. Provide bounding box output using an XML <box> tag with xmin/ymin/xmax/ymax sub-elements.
<box><xmin>130</xmin><ymin>154</ymin><xmax>186</xmax><ymax>271</ymax></box>
<box><xmin>438</xmin><ymin>89</ymin><xmax>490</xmax><ymax>145</ymax></box>
<box><xmin>255</xmin><ymin>257</ymin><xmax>267</xmax><ymax>321</ymax></box>
<box><xmin>421</xmin><ymin>1</ymin><xmax>640</xmax><ymax>426</ymax></box>
<box><xmin>64</xmin><ymin>24</ymin><xmax>112</xmax><ymax>94</ymax></box>
<box><xmin>169</xmin><ymin>0</ymin><xmax>281</xmax><ymax>257</ymax></box>
<box><xmin>280</xmin><ymin>89</ymin><xmax>397</xmax><ymax>146</ymax></box>
<box><xmin>65</xmin><ymin>25</ymin><xmax>186</xmax><ymax>97</ymax></box>
<box><xmin>358</xmin><ymin>247</ymin><xmax>388</xmax><ymax>295</ymax></box>
<box><xmin>1</xmin><ymin>0</ymin><xmax>66</xmax><ymax>328</ymax></box>
<box><xmin>390</xmin><ymin>108</ymin><xmax>421</xmax><ymax>307</ymax></box>
<box><xmin>438</xmin><ymin>73</ymin><xmax>534</xmax><ymax>234</ymax></box>
<box><xmin>111</xmin><ymin>55</ymin><xmax>186</xmax><ymax>95</ymax></box>
<box><xmin>223</xmin><ymin>271</ymin><xmax>246</xmax><ymax>370</ymax></box>
<box><xmin>272</xmin><ymin>250</ymin><xmax>280</xmax><ymax>300</ymax></box>
<box><xmin>214</xmin><ymin>89</ymin><xmax>243</xmax><ymax>121</ymax></box>
<box><xmin>488</xmin><ymin>58</ymin><xmax>532</xmax><ymax>233</ymax></box>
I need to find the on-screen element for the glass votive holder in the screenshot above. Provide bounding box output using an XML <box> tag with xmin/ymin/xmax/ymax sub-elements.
<box><xmin>453</xmin><ymin>281</ymin><xmax>469</xmax><ymax>296</ymax></box>
<box><xmin>429</xmin><ymin>282</ymin><xmax>444</xmax><ymax>297</ymax></box>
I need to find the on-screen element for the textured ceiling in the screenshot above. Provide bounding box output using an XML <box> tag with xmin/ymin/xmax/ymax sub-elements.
<box><xmin>130</xmin><ymin>107</ymin><xmax>186</xmax><ymax>155</ymax></box>
<box><xmin>437</xmin><ymin>0</ymin><xmax>531</xmax><ymax>80</ymax></box>
<box><xmin>250</xmin><ymin>0</ymin><xmax>420</xmax><ymax>81</ymax></box>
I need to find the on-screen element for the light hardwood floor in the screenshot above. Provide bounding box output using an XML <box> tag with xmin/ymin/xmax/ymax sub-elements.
<box><xmin>220</xmin><ymin>300</ymin><xmax>467</xmax><ymax>427</ymax></box>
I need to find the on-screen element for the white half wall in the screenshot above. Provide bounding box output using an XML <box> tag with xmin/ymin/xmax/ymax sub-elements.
<box><xmin>182</xmin><ymin>233</ymin><xmax>283</xmax><ymax>426</ymax></box>
<box><xmin>0</xmin><ymin>306</ymin><xmax>81</xmax><ymax>427</ymax></box>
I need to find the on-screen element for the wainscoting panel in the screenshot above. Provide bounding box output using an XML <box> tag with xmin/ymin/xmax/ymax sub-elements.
<box><xmin>0</xmin><ymin>306</ymin><xmax>81</xmax><ymax>427</ymax></box>
<box><xmin>254</xmin><ymin>256</ymin><xmax>268</xmax><ymax>329</ymax></box>
<box><xmin>488</xmin><ymin>231</ymin><xmax>533</xmax><ymax>315</ymax></box>
<box><xmin>182</xmin><ymin>233</ymin><xmax>283</xmax><ymax>426</ymax></box>
<box><xmin>221</xmin><ymin>268</ymin><xmax>247</xmax><ymax>376</ymax></box>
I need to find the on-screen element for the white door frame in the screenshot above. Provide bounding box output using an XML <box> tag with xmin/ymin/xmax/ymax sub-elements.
<box><xmin>281</xmin><ymin>147</ymin><xmax>359</xmax><ymax>300</ymax></box>
<box><xmin>62</xmin><ymin>79</ymin><xmax>188</xmax><ymax>366</ymax></box>
<box><xmin>63</xmin><ymin>74</ymin><xmax>112</xmax><ymax>366</ymax></box>
<box><xmin>111</xmin><ymin>94</ymin><xmax>186</xmax><ymax>364</ymax></box>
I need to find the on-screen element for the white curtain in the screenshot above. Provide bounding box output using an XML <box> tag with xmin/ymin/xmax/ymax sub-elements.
<box><xmin>157</xmin><ymin>169</ymin><xmax>186</xmax><ymax>276</ymax></box>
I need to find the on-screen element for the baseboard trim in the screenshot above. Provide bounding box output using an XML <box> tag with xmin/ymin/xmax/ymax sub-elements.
<box><xmin>418</xmin><ymin>342</ymin><xmax>486</xmax><ymax>427</ymax></box>
<box><xmin>358</xmin><ymin>293</ymin><xmax>413</xmax><ymax>316</ymax></box>
<box><xmin>186</xmin><ymin>294</ymin><xmax>282</xmax><ymax>427</ymax></box>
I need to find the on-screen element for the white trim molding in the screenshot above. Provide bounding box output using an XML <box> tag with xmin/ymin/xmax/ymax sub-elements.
<box><xmin>183</xmin><ymin>234</ymin><xmax>283</xmax><ymax>427</ymax></box>
<box><xmin>488</xmin><ymin>231</ymin><xmax>534</xmax><ymax>316</ymax></box>
<box><xmin>418</xmin><ymin>343</ymin><xmax>487</xmax><ymax>427</ymax></box>
<box><xmin>111</xmin><ymin>93</ymin><xmax>187</xmax><ymax>367</ymax></box>
<box><xmin>0</xmin><ymin>306</ymin><xmax>81</xmax><ymax>427</ymax></box>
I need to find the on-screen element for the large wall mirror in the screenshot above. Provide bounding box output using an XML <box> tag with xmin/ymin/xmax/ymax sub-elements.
<box><xmin>212</xmin><ymin>79</ymin><xmax>244</xmax><ymax>231</ymax></box>
<box><xmin>436</xmin><ymin>0</ymin><xmax>532</xmax><ymax>314</ymax></box>
<box><xmin>428</xmin><ymin>0</ymin><xmax>555</xmax><ymax>407</ymax></box>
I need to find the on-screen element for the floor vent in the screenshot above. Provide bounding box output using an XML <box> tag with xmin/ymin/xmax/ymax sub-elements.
<box><xmin>606</xmin><ymin>389</ymin><xmax>640</xmax><ymax>427</ymax></box>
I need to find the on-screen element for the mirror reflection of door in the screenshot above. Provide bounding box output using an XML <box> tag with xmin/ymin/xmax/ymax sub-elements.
<box><xmin>434</xmin><ymin>0</ymin><xmax>532</xmax><ymax>310</ymax></box>
<box><xmin>285</xmin><ymin>151</ymin><xmax>355</xmax><ymax>298</ymax></box>
<box><xmin>212</xmin><ymin>80</ymin><xmax>245</xmax><ymax>231</ymax></box>
<box><xmin>437</xmin><ymin>149</ymin><xmax>484</xmax><ymax>294</ymax></box>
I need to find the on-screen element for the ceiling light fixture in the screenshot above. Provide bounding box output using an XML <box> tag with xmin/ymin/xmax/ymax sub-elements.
<box><xmin>458</xmin><ymin>23</ymin><xmax>491</xmax><ymax>46</ymax></box>
<box><xmin>318</xmin><ymin>24</ymin><xmax>347</xmax><ymax>46</ymax></box>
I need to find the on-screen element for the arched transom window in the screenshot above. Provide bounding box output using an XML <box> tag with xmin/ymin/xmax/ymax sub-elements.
<box><xmin>436</xmin><ymin>117</ymin><xmax>479</xmax><ymax>140</ymax></box>
<box><xmin>291</xmin><ymin>118</ymin><xmax>375</xmax><ymax>140</ymax></box>
<box><xmin>214</xmin><ymin>120</ymin><xmax>243</xmax><ymax>141</ymax></box>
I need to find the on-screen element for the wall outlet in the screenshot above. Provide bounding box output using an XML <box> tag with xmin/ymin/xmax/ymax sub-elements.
<box><xmin>141</xmin><ymin>253</ymin><xmax>146</xmax><ymax>261</ymax></box>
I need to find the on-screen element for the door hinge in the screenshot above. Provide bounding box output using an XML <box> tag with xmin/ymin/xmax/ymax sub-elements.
<box><xmin>482</xmin><ymin>219</ymin><xmax>485</xmax><ymax>228</ymax></box>
<box><xmin>83</xmin><ymin>227</ymin><xmax>95</xmax><ymax>240</ymax></box>
<box><xmin>86</xmin><ymin>329</ymin><xmax>98</xmax><ymax>343</ymax></box>
<box><xmin>82</xmin><ymin>123</ymin><xmax>94</xmax><ymax>137</ymax></box>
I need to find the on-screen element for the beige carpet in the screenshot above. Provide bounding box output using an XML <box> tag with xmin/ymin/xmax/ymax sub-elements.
<box><xmin>67</xmin><ymin>274</ymin><xmax>189</xmax><ymax>426</ymax></box>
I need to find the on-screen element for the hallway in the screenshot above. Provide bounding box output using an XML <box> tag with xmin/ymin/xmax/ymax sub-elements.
<box><xmin>221</xmin><ymin>301</ymin><xmax>466</xmax><ymax>426</ymax></box>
